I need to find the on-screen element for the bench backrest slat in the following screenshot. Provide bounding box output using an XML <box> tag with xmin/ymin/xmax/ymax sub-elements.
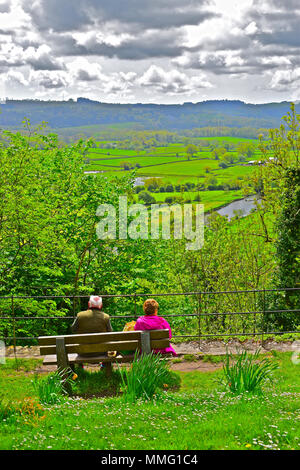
<box><xmin>38</xmin><ymin>329</ymin><xmax>169</xmax><ymax>346</ymax></box>
<box><xmin>40</xmin><ymin>338</ymin><xmax>170</xmax><ymax>356</ymax></box>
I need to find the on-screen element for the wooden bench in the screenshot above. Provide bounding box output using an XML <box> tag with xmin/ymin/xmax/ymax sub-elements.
<box><xmin>38</xmin><ymin>329</ymin><xmax>171</xmax><ymax>379</ymax></box>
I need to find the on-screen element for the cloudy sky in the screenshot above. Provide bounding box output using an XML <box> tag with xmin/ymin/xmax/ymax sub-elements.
<box><xmin>0</xmin><ymin>0</ymin><xmax>299</xmax><ymax>103</ymax></box>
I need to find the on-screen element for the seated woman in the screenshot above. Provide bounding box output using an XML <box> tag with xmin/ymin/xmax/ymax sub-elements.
<box><xmin>134</xmin><ymin>298</ymin><xmax>177</xmax><ymax>357</ymax></box>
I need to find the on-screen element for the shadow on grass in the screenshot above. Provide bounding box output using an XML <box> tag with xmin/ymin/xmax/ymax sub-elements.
<box><xmin>71</xmin><ymin>364</ymin><xmax>181</xmax><ymax>399</ymax></box>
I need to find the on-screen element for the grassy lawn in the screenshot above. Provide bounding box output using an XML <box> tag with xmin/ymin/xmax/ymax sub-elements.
<box><xmin>0</xmin><ymin>352</ymin><xmax>299</xmax><ymax>450</ymax></box>
<box><xmin>88</xmin><ymin>155</ymin><xmax>188</xmax><ymax>167</ymax></box>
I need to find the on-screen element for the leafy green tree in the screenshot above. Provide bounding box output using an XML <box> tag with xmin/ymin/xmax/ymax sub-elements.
<box><xmin>275</xmin><ymin>167</ymin><xmax>300</xmax><ymax>289</ymax></box>
<box><xmin>138</xmin><ymin>191</ymin><xmax>156</xmax><ymax>205</ymax></box>
<box><xmin>186</xmin><ymin>144</ymin><xmax>198</xmax><ymax>159</ymax></box>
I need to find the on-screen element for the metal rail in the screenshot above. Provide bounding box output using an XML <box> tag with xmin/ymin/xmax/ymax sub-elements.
<box><xmin>0</xmin><ymin>287</ymin><xmax>299</xmax><ymax>344</ymax></box>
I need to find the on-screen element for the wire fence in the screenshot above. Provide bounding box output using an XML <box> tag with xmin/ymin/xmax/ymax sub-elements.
<box><xmin>0</xmin><ymin>287</ymin><xmax>299</xmax><ymax>347</ymax></box>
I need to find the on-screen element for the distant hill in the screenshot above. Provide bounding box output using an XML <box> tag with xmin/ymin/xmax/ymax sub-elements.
<box><xmin>0</xmin><ymin>98</ymin><xmax>298</xmax><ymax>131</ymax></box>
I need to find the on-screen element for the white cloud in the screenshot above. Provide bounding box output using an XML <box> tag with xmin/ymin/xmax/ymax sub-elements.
<box><xmin>67</xmin><ymin>58</ymin><xmax>106</xmax><ymax>82</ymax></box>
<box><xmin>270</xmin><ymin>68</ymin><xmax>300</xmax><ymax>90</ymax></box>
<box><xmin>5</xmin><ymin>70</ymin><xmax>28</xmax><ymax>86</ymax></box>
<box><xmin>29</xmin><ymin>70</ymin><xmax>71</xmax><ymax>89</ymax></box>
<box><xmin>137</xmin><ymin>65</ymin><xmax>212</xmax><ymax>95</ymax></box>
<box><xmin>23</xmin><ymin>44</ymin><xmax>64</xmax><ymax>70</ymax></box>
<box><xmin>245</xmin><ymin>21</ymin><xmax>258</xmax><ymax>35</ymax></box>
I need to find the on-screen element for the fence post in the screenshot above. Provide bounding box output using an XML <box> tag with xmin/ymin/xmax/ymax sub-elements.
<box><xmin>198</xmin><ymin>292</ymin><xmax>201</xmax><ymax>351</ymax></box>
<box><xmin>11</xmin><ymin>294</ymin><xmax>17</xmax><ymax>368</ymax></box>
<box><xmin>262</xmin><ymin>288</ymin><xmax>266</xmax><ymax>345</ymax></box>
<box><xmin>253</xmin><ymin>290</ymin><xmax>256</xmax><ymax>336</ymax></box>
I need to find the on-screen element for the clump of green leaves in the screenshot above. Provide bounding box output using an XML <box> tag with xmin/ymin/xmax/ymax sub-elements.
<box><xmin>0</xmin><ymin>394</ymin><xmax>16</xmax><ymax>422</ymax></box>
<box><xmin>119</xmin><ymin>352</ymin><xmax>179</xmax><ymax>402</ymax></box>
<box><xmin>33</xmin><ymin>368</ymin><xmax>74</xmax><ymax>405</ymax></box>
<box><xmin>202</xmin><ymin>354</ymin><xmax>223</xmax><ymax>364</ymax></box>
<box><xmin>221</xmin><ymin>349</ymin><xmax>278</xmax><ymax>395</ymax></box>
<box><xmin>183</xmin><ymin>354</ymin><xmax>198</xmax><ymax>362</ymax></box>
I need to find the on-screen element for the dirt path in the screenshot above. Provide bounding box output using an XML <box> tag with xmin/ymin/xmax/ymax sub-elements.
<box><xmin>5</xmin><ymin>338</ymin><xmax>299</xmax><ymax>375</ymax></box>
<box><xmin>5</xmin><ymin>338</ymin><xmax>299</xmax><ymax>360</ymax></box>
<box><xmin>12</xmin><ymin>359</ymin><xmax>221</xmax><ymax>374</ymax></box>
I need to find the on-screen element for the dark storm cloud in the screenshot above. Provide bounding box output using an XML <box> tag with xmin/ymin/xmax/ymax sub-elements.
<box><xmin>258</xmin><ymin>30</ymin><xmax>300</xmax><ymax>48</ymax></box>
<box><xmin>174</xmin><ymin>0</ymin><xmax>300</xmax><ymax>79</ymax></box>
<box><xmin>0</xmin><ymin>1</ymin><xmax>10</xmax><ymax>13</ymax></box>
<box><xmin>24</xmin><ymin>0</ymin><xmax>216</xmax><ymax>32</ymax></box>
<box><xmin>249</xmin><ymin>1</ymin><xmax>300</xmax><ymax>47</ymax></box>
<box><xmin>26</xmin><ymin>54</ymin><xmax>65</xmax><ymax>71</ymax></box>
<box><xmin>19</xmin><ymin>0</ymin><xmax>218</xmax><ymax>62</ymax></box>
<box><xmin>47</xmin><ymin>29</ymin><xmax>186</xmax><ymax>60</ymax></box>
<box><xmin>266</xmin><ymin>0</ymin><xmax>300</xmax><ymax>8</ymax></box>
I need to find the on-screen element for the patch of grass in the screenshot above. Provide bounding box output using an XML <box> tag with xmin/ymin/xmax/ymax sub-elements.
<box><xmin>33</xmin><ymin>369</ymin><xmax>75</xmax><ymax>405</ymax></box>
<box><xmin>0</xmin><ymin>395</ymin><xmax>17</xmax><ymax>423</ymax></box>
<box><xmin>3</xmin><ymin>383</ymin><xmax>300</xmax><ymax>450</ymax></box>
<box><xmin>202</xmin><ymin>354</ymin><xmax>224</xmax><ymax>364</ymax></box>
<box><xmin>183</xmin><ymin>354</ymin><xmax>198</xmax><ymax>362</ymax></box>
<box><xmin>221</xmin><ymin>349</ymin><xmax>279</xmax><ymax>395</ymax></box>
<box><xmin>171</xmin><ymin>358</ymin><xmax>183</xmax><ymax>364</ymax></box>
<box><xmin>119</xmin><ymin>352</ymin><xmax>180</xmax><ymax>402</ymax></box>
<box><xmin>72</xmin><ymin>366</ymin><xmax>123</xmax><ymax>398</ymax></box>
<box><xmin>1</xmin><ymin>358</ymin><xmax>42</xmax><ymax>372</ymax></box>
<box><xmin>0</xmin><ymin>359</ymin><xmax>42</xmax><ymax>401</ymax></box>
<box><xmin>0</xmin><ymin>353</ymin><xmax>299</xmax><ymax>450</ymax></box>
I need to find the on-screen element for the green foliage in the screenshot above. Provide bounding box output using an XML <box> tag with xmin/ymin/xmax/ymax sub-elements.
<box><xmin>118</xmin><ymin>352</ymin><xmax>178</xmax><ymax>402</ymax></box>
<box><xmin>0</xmin><ymin>395</ymin><xmax>16</xmax><ymax>422</ymax></box>
<box><xmin>0</xmin><ymin>109</ymin><xmax>298</xmax><ymax>343</ymax></box>
<box><xmin>221</xmin><ymin>349</ymin><xmax>278</xmax><ymax>395</ymax></box>
<box><xmin>138</xmin><ymin>191</ymin><xmax>156</xmax><ymax>204</ymax></box>
<box><xmin>183</xmin><ymin>354</ymin><xmax>198</xmax><ymax>362</ymax></box>
<box><xmin>1</xmin><ymin>353</ymin><xmax>300</xmax><ymax>450</ymax></box>
<box><xmin>276</xmin><ymin>167</ymin><xmax>300</xmax><ymax>289</ymax></box>
<box><xmin>72</xmin><ymin>366</ymin><xmax>122</xmax><ymax>398</ymax></box>
<box><xmin>202</xmin><ymin>354</ymin><xmax>223</xmax><ymax>364</ymax></box>
<box><xmin>0</xmin><ymin>122</ymin><xmax>133</xmax><ymax>297</ymax></box>
<box><xmin>186</xmin><ymin>144</ymin><xmax>198</xmax><ymax>158</ymax></box>
<box><xmin>32</xmin><ymin>368</ymin><xmax>74</xmax><ymax>405</ymax></box>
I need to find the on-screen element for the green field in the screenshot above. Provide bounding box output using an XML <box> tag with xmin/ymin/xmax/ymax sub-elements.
<box><xmin>135</xmin><ymin>159</ymin><xmax>222</xmax><ymax>176</ymax></box>
<box><xmin>84</xmin><ymin>137</ymin><xmax>261</xmax><ymax>212</ymax></box>
<box><xmin>88</xmin><ymin>155</ymin><xmax>188</xmax><ymax>167</ymax></box>
<box><xmin>139</xmin><ymin>190</ymin><xmax>245</xmax><ymax>212</ymax></box>
<box><xmin>86</xmin><ymin>139</ymin><xmax>261</xmax><ymax>181</ymax></box>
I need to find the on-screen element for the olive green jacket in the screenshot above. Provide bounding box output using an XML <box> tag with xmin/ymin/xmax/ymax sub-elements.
<box><xmin>71</xmin><ymin>308</ymin><xmax>112</xmax><ymax>335</ymax></box>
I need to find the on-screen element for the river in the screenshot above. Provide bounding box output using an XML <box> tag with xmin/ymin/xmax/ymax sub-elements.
<box><xmin>86</xmin><ymin>173</ymin><xmax>259</xmax><ymax>220</ymax></box>
<box><xmin>214</xmin><ymin>195</ymin><xmax>260</xmax><ymax>220</ymax></box>
<box><xmin>134</xmin><ymin>177</ymin><xmax>259</xmax><ymax>220</ymax></box>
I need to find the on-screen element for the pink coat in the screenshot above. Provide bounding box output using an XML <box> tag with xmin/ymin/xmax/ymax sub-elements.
<box><xmin>134</xmin><ymin>315</ymin><xmax>177</xmax><ymax>357</ymax></box>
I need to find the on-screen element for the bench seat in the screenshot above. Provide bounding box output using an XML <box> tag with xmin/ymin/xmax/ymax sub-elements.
<box><xmin>38</xmin><ymin>329</ymin><xmax>171</xmax><ymax>378</ymax></box>
<box><xmin>43</xmin><ymin>353</ymin><xmax>135</xmax><ymax>365</ymax></box>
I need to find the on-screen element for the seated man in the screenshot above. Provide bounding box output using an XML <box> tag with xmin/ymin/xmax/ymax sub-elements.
<box><xmin>71</xmin><ymin>296</ymin><xmax>113</xmax><ymax>365</ymax></box>
<box><xmin>71</xmin><ymin>295</ymin><xmax>112</xmax><ymax>335</ymax></box>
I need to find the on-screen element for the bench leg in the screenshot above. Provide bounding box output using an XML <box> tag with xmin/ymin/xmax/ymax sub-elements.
<box><xmin>105</xmin><ymin>362</ymin><xmax>112</xmax><ymax>378</ymax></box>
<box><xmin>56</xmin><ymin>337</ymin><xmax>72</xmax><ymax>395</ymax></box>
